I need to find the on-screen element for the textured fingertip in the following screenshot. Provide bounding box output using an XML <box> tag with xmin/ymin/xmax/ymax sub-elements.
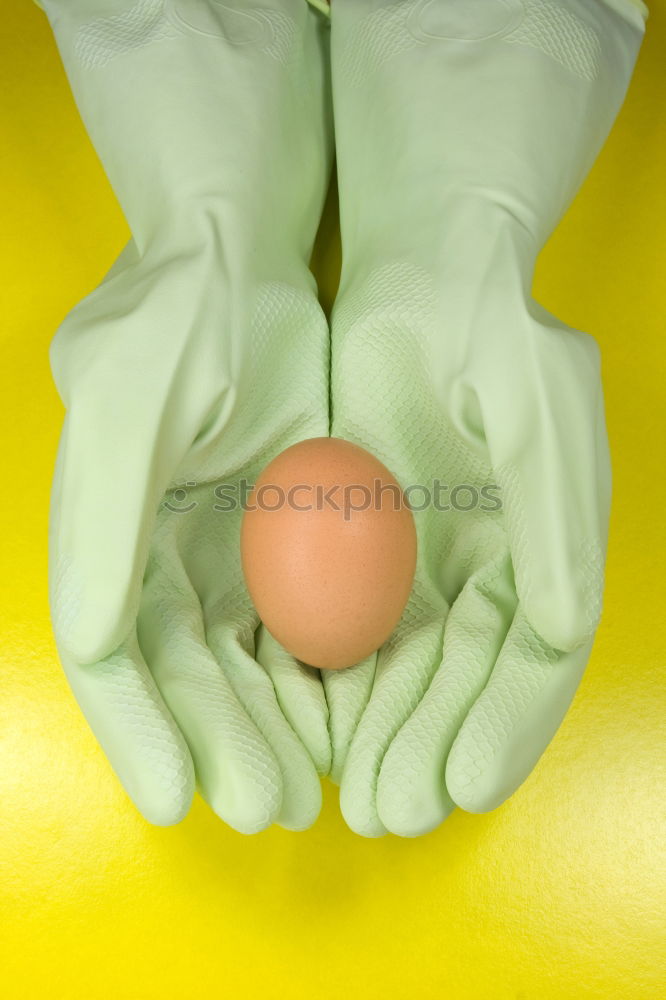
<box><xmin>377</xmin><ymin>786</ymin><xmax>455</xmax><ymax>838</ymax></box>
<box><xmin>277</xmin><ymin>770</ymin><xmax>323</xmax><ymax>832</ymax></box>
<box><xmin>59</xmin><ymin>633</ymin><xmax>198</xmax><ymax>828</ymax></box>
<box><xmin>202</xmin><ymin>764</ymin><xmax>282</xmax><ymax>836</ymax></box>
<box><xmin>377</xmin><ymin>738</ymin><xmax>456</xmax><ymax>838</ymax></box>
<box><xmin>339</xmin><ymin>783</ymin><xmax>388</xmax><ymax>838</ymax></box>
<box><xmin>188</xmin><ymin>714</ymin><xmax>284</xmax><ymax>836</ymax></box>
<box><xmin>130</xmin><ymin>764</ymin><xmax>195</xmax><ymax>827</ymax></box>
<box><xmin>444</xmin><ymin>615</ymin><xmax>593</xmax><ymax>814</ymax></box>
<box><xmin>443</xmin><ymin>703</ymin><xmax>528</xmax><ymax>814</ymax></box>
<box><xmin>444</xmin><ymin>747</ymin><xmax>515</xmax><ymax>814</ymax></box>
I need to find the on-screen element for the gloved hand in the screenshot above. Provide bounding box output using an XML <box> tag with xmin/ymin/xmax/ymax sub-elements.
<box><xmin>39</xmin><ymin>0</ymin><xmax>334</xmax><ymax>832</ymax></box>
<box><xmin>323</xmin><ymin>0</ymin><xmax>647</xmax><ymax>836</ymax></box>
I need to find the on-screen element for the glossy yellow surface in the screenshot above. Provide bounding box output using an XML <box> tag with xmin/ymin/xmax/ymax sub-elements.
<box><xmin>1</xmin><ymin>4</ymin><xmax>664</xmax><ymax>998</ymax></box>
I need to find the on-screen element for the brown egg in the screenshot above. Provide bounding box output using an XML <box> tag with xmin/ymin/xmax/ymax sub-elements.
<box><xmin>240</xmin><ymin>437</ymin><xmax>417</xmax><ymax>670</ymax></box>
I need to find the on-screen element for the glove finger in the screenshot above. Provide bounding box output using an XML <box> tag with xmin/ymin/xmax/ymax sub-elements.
<box><xmin>376</xmin><ymin>551</ymin><xmax>516</xmax><ymax>837</ymax></box>
<box><xmin>339</xmin><ymin>591</ymin><xmax>445</xmax><ymax>838</ymax></box>
<box><xmin>320</xmin><ymin>653</ymin><xmax>377</xmax><ymax>785</ymax></box>
<box><xmin>205</xmin><ymin>601</ymin><xmax>323</xmax><ymax>833</ymax></box>
<box><xmin>138</xmin><ymin>562</ymin><xmax>284</xmax><ymax>836</ymax></box>
<box><xmin>254</xmin><ymin>624</ymin><xmax>332</xmax><ymax>777</ymax></box>
<box><xmin>58</xmin><ymin>628</ymin><xmax>194</xmax><ymax>826</ymax></box>
<box><xmin>446</xmin><ymin>606</ymin><xmax>593</xmax><ymax>813</ymax></box>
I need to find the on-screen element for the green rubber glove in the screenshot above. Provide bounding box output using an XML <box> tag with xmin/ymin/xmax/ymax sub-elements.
<box><xmin>323</xmin><ymin>0</ymin><xmax>647</xmax><ymax>836</ymax></box>
<box><xmin>40</xmin><ymin>0</ymin><xmax>334</xmax><ymax>831</ymax></box>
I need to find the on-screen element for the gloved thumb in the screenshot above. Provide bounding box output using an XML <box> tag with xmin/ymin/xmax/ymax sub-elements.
<box><xmin>451</xmin><ymin>306</ymin><xmax>611</xmax><ymax>653</ymax></box>
<box><xmin>48</xmin><ymin>239</ymin><xmax>229</xmax><ymax>664</ymax></box>
<box><xmin>496</xmin><ymin>314</ymin><xmax>610</xmax><ymax>652</ymax></box>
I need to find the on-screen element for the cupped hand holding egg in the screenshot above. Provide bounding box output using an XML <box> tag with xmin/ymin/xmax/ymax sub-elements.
<box><xmin>241</xmin><ymin>437</ymin><xmax>417</xmax><ymax>670</ymax></box>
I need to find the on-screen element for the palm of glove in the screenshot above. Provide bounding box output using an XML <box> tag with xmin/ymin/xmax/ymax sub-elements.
<box><xmin>323</xmin><ymin>260</ymin><xmax>600</xmax><ymax>838</ymax></box>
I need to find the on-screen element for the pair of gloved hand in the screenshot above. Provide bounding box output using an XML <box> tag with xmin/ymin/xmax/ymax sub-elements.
<box><xmin>38</xmin><ymin>0</ymin><xmax>646</xmax><ymax>837</ymax></box>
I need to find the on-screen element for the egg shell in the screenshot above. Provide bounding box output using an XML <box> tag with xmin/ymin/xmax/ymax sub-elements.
<box><xmin>240</xmin><ymin>436</ymin><xmax>417</xmax><ymax>670</ymax></box>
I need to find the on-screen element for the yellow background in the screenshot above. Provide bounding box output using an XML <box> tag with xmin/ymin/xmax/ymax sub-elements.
<box><xmin>1</xmin><ymin>3</ymin><xmax>664</xmax><ymax>998</ymax></box>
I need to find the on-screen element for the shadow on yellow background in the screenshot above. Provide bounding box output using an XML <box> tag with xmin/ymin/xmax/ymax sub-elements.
<box><xmin>1</xmin><ymin>3</ymin><xmax>664</xmax><ymax>998</ymax></box>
